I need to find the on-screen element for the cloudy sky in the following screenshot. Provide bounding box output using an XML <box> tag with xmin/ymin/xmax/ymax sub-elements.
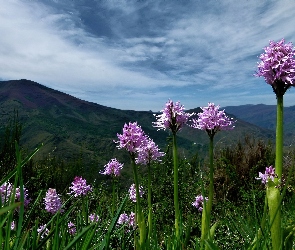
<box><xmin>1</xmin><ymin>0</ymin><xmax>295</xmax><ymax>111</ymax></box>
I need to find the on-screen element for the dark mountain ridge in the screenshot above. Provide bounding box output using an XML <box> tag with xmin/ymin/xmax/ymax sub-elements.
<box><xmin>0</xmin><ymin>79</ymin><xmax>276</xmax><ymax>170</ymax></box>
<box><xmin>224</xmin><ymin>104</ymin><xmax>295</xmax><ymax>142</ymax></box>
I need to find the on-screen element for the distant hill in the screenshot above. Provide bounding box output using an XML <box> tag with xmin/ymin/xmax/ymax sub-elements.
<box><xmin>223</xmin><ymin>104</ymin><xmax>295</xmax><ymax>143</ymax></box>
<box><xmin>0</xmin><ymin>80</ymin><xmax>275</xmax><ymax>172</ymax></box>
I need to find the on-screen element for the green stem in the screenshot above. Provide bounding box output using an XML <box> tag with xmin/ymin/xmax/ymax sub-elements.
<box><xmin>267</xmin><ymin>94</ymin><xmax>283</xmax><ymax>250</ymax></box>
<box><xmin>201</xmin><ymin>135</ymin><xmax>214</xmax><ymax>245</ymax></box>
<box><xmin>131</xmin><ymin>154</ymin><xmax>146</xmax><ymax>247</ymax></box>
<box><xmin>275</xmin><ymin>94</ymin><xmax>283</xmax><ymax>179</ymax></box>
<box><xmin>172</xmin><ymin>133</ymin><xmax>180</xmax><ymax>240</ymax></box>
<box><xmin>111</xmin><ymin>177</ymin><xmax>115</xmax><ymax>217</ymax></box>
<box><xmin>148</xmin><ymin>161</ymin><xmax>153</xmax><ymax>240</ymax></box>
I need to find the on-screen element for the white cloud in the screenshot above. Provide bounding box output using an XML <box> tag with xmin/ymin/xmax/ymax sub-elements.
<box><xmin>0</xmin><ymin>0</ymin><xmax>178</xmax><ymax>92</ymax></box>
<box><xmin>1</xmin><ymin>0</ymin><xmax>295</xmax><ymax>110</ymax></box>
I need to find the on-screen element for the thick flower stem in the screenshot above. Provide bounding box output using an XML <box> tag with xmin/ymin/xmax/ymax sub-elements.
<box><xmin>267</xmin><ymin>94</ymin><xmax>283</xmax><ymax>250</ymax></box>
<box><xmin>275</xmin><ymin>94</ymin><xmax>283</xmax><ymax>179</ymax></box>
<box><xmin>131</xmin><ymin>155</ymin><xmax>146</xmax><ymax>247</ymax></box>
<box><xmin>111</xmin><ymin>177</ymin><xmax>116</xmax><ymax>217</ymax></box>
<box><xmin>172</xmin><ymin>133</ymin><xmax>180</xmax><ymax>240</ymax></box>
<box><xmin>148</xmin><ymin>162</ymin><xmax>153</xmax><ymax>240</ymax></box>
<box><xmin>201</xmin><ymin>135</ymin><xmax>214</xmax><ymax>246</ymax></box>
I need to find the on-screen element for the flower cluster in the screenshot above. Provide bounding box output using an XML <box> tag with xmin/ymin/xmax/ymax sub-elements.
<box><xmin>153</xmin><ymin>100</ymin><xmax>193</xmax><ymax>134</ymax></box>
<box><xmin>89</xmin><ymin>213</ymin><xmax>100</xmax><ymax>223</ymax></box>
<box><xmin>117</xmin><ymin>212</ymin><xmax>136</xmax><ymax>229</ymax></box>
<box><xmin>256</xmin><ymin>38</ymin><xmax>295</xmax><ymax>94</ymax></box>
<box><xmin>15</xmin><ymin>187</ymin><xmax>30</xmax><ymax>207</ymax></box>
<box><xmin>118</xmin><ymin>213</ymin><xmax>129</xmax><ymax>224</ymax></box>
<box><xmin>136</xmin><ymin>137</ymin><xmax>165</xmax><ymax>165</ymax></box>
<box><xmin>192</xmin><ymin>195</ymin><xmax>208</xmax><ymax>212</ymax></box>
<box><xmin>191</xmin><ymin>103</ymin><xmax>234</xmax><ymax>136</ymax></box>
<box><xmin>115</xmin><ymin>122</ymin><xmax>147</xmax><ymax>153</ymax></box>
<box><xmin>68</xmin><ymin>221</ymin><xmax>76</xmax><ymax>235</ymax></box>
<box><xmin>100</xmin><ymin>158</ymin><xmax>124</xmax><ymax>177</ymax></box>
<box><xmin>69</xmin><ymin>176</ymin><xmax>92</xmax><ymax>197</ymax></box>
<box><xmin>256</xmin><ymin>165</ymin><xmax>277</xmax><ymax>185</ymax></box>
<box><xmin>37</xmin><ymin>224</ymin><xmax>49</xmax><ymax>239</ymax></box>
<box><xmin>0</xmin><ymin>182</ymin><xmax>30</xmax><ymax>207</ymax></box>
<box><xmin>129</xmin><ymin>184</ymin><xmax>144</xmax><ymax>202</ymax></box>
<box><xmin>0</xmin><ymin>182</ymin><xmax>13</xmax><ymax>204</ymax></box>
<box><xmin>44</xmin><ymin>188</ymin><xmax>63</xmax><ymax>214</ymax></box>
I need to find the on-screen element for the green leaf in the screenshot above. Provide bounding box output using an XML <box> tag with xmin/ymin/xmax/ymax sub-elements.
<box><xmin>0</xmin><ymin>202</ymin><xmax>21</xmax><ymax>215</ymax></box>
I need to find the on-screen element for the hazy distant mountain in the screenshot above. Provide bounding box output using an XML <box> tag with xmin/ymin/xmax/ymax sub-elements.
<box><xmin>0</xmin><ymin>79</ymin><xmax>275</xmax><ymax>170</ymax></box>
<box><xmin>224</xmin><ymin>104</ymin><xmax>295</xmax><ymax>142</ymax></box>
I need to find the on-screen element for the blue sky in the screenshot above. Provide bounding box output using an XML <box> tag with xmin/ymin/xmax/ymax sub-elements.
<box><xmin>1</xmin><ymin>0</ymin><xmax>295</xmax><ymax>111</ymax></box>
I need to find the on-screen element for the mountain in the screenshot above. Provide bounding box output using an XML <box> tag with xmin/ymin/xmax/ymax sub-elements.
<box><xmin>223</xmin><ymin>104</ymin><xmax>295</xmax><ymax>142</ymax></box>
<box><xmin>0</xmin><ymin>80</ymin><xmax>275</xmax><ymax>171</ymax></box>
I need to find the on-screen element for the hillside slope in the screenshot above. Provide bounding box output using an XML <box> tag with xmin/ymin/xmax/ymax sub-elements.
<box><xmin>0</xmin><ymin>80</ymin><xmax>275</xmax><ymax>170</ymax></box>
<box><xmin>224</xmin><ymin>104</ymin><xmax>295</xmax><ymax>142</ymax></box>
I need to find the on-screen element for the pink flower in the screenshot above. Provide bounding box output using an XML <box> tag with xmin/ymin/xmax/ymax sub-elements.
<box><xmin>0</xmin><ymin>182</ymin><xmax>12</xmax><ymax>204</ymax></box>
<box><xmin>10</xmin><ymin>221</ymin><xmax>16</xmax><ymax>230</ymax></box>
<box><xmin>37</xmin><ymin>224</ymin><xmax>49</xmax><ymax>239</ymax></box>
<box><xmin>100</xmin><ymin>158</ymin><xmax>124</xmax><ymax>176</ymax></box>
<box><xmin>256</xmin><ymin>165</ymin><xmax>277</xmax><ymax>185</ymax></box>
<box><xmin>68</xmin><ymin>221</ymin><xmax>76</xmax><ymax>235</ymax></box>
<box><xmin>44</xmin><ymin>188</ymin><xmax>63</xmax><ymax>214</ymax></box>
<box><xmin>192</xmin><ymin>195</ymin><xmax>208</xmax><ymax>212</ymax></box>
<box><xmin>15</xmin><ymin>187</ymin><xmax>30</xmax><ymax>207</ymax></box>
<box><xmin>117</xmin><ymin>212</ymin><xmax>136</xmax><ymax>229</ymax></box>
<box><xmin>128</xmin><ymin>212</ymin><xmax>136</xmax><ymax>229</ymax></box>
<box><xmin>115</xmin><ymin>122</ymin><xmax>147</xmax><ymax>153</ymax></box>
<box><xmin>136</xmin><ymin>137</ymin><xmax>165</xmax><ymax>165</ymax></box>
<box><xmin>89</xmin><ymin>213</ymin><xmax>100</xmax><ymax>223</ymax></box>
<box><xmin>118</xmin><ymin>213</ymin><xmax>129</xmax><ymax>225</ymax></box>
<box><xmin>191</xmin><ymin>103</ymin><xmax>234</xmax><ymax>137</ymax></box>
<box><xmin>129</xmin><ymin>184</ymin><xmax>144</xmax><ymax>203</ymax></box>
<box><xmin>69</xmin><ymin>176</ymin><xmax>92</xmax><ymax>197</ymax></box>
<box><xmin>153</xmin><ymin>100</ymin><xmax>193</xmax><ymax>134</ymax></box>
<box><xmin>255</xmin><ymin>38</ymin><xmax>295</xmax><ymax>95</ymax></box>
<box><xmin>0</xmin><ymin>182</ymin><xmax>30</xmax><ymax>207</ymax></box>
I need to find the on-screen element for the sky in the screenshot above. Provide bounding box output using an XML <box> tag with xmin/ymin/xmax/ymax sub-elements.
<box><xmin>1</xmin><ymin>0</ymin><xmax>295</xmax><ymax>111</ymax></box>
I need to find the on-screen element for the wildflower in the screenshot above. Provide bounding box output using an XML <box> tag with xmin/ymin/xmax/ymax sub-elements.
<box><xmin>256</xmin><ymin>165</ymin><xmax>277</xmax><ymax>185</ymax></box>
<box><xmin>191</xmin><ymin>102</ymin><xmax>235</xmax><ymax>137</ymax></box>
<box><xmin>255</xmin><ymin>38</ymin><xmax>295</xmax><ymax>95</ymax></box>
<box><xmin>117</xmin><ymin>212</ymin><xmax>136</xmax><ymax>229</ymax></box>
<box><xmin>44</xmin><ymin>188</ymin><xmax>63</xmax><ymax>214</ymax></box>
<box><xmin>10</xmin><ymin>221</ymin><xmax>16</xmax><ymax>230</ymax></box>
<box><xmin>136</xmin><ymin>137</ymin><xmax>165</xmax><ymax>165</ymax></box>
<box><xmin>153</xmin><ymin>100</ymin><xmax>193</xmax><ymax>134</ymax></box>
<box><xmin>192</xmin><ymin>195</ymin><xmax>208</xmax><ymax>212</ymax></box>
<box><xmin>100</xmin><ymin>158</ymin><xmax>124</xmax><ymax>177</ymax></box>
<box><xmin>0</xmin><ymin>182</ymin><xmax>30</xmax><ymax>207</ymax></box>
<box><xmin>118</xmin><ymin>213</ymin><xmax>129</xmax><ymax>225</ymax></box>
<box><xmin>129</xmin><ymin>184</ymin><xmax>144</xmax><ymax>202</ymax></box>
<box><xmin>68</xmin><ymin>221</ymin><xmax>76</xmax><ymax>235</ymax></box>
<box><xmin>128</xmin><ymin>212</ymin><xmax>136</xmax><ymax>229</ymax></box>
<box><xmin>69</xmin><ymin>176</ymin><xmax>92</xmax><ymax>197</ymax></box>
<box><xmin>115</xmin><ymin>122</ymin><xmax>147</xmax><ymax>153</ymax></box>
<box><xmin>89</xmin><ymin>213</ymin><xmax>100</xmax><ymax>223</ymax></box>
<box><xmin>0</xmin><ymin>182</ymin><xmax>13</xmax><ymax>204</ymax></box>
<box><xmin>37</xmin><ymin>224</ymin><xmax>49</xmax><ymax>239</ymax></box>
<box><xmin>15</xmin><ymin>187</ymin><xmax>30</xmax><ymax>207</ymax></box>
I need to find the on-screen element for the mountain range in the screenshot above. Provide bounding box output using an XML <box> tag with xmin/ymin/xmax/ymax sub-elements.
<box><xmin>0</xmin><ymin>79</ymin><xmax>280</xmax><ymax>171</ymax></box>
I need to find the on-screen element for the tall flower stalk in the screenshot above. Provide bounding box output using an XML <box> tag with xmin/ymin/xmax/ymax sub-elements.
<box><xmin>191</xmin><ymin>103</ymin><xmax>234</xmax><ymax>246</ymax></box>
<box><xmin>115</xmin><ymin>122</ymin><xmax>147</xmax><ymax>247</ymax></box>
<box><xmin>136</xmin><ymin>137</ymin><xmax>164</xmax><ymax>239</ymax></box>
<box><xmin>100</xmin><ymin>158</ymin><xmax>123</xmax><ymax>216</ymax></box>
<box><xmin>256</xmin><ymin>38</ymin><xmax>295</xmax><ymax>250</ymax></box>
<box><xmin>153</xmin><ymin>100</ymin><xmax>193</xmax><ymax>240</ymax></box>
